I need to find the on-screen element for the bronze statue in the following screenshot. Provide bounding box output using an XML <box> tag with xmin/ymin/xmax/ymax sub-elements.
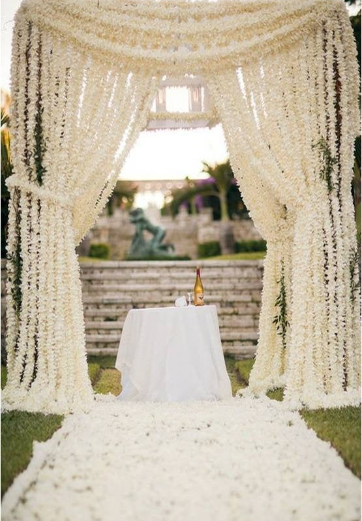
<box><xmin>128</xmin><ymin>208</ymin><xmax>175</xmax><ymax>258</ymax></box>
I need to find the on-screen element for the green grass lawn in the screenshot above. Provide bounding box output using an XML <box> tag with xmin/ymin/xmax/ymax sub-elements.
<box><xmin>207</xmin><ymin>252</ymin><xmax>266</xmax><ymax>261</ymax></box>
<box><xmin>88</xmin><ymin>356</ymin><xmax>121</xmax><ymax>395</ymax></box>
<box><xmin>301</xmin><ymin>408</ymin><xmax>361</xmax><ymax>478</ymax></box>
<box><xmin>78</xmin><ymin>253</ymin><xmax>266</xmax><ymax>262</ymax></box>
<box><xmin>1</xmin><ymin>356</ymin><xmax>360</xmax><ymax>497</ymax></box>
<box><xmin>78</xmin><ymin>256</ymin><xmax>106</xmax><ymax>263</ymax></box>
<box><xmin>1</xmin><ymin>411</ymin><xmax>63</xmax><ymax>497</ymax></box>
<box><xmin>88</xmin><ymin>363</ymin><xmax>102</xmax><ymax>385</ymax></box>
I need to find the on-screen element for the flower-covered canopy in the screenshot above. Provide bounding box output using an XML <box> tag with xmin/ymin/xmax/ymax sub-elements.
<box><xmin>4</xmin><ymin>0</ymin><xmax>360</xmax><ymax>413</ymax></box>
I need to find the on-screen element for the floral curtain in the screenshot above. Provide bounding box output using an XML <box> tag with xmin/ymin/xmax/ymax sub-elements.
<box><xmin>206</xmin><ymin>10</ymin><xmax>360</xmax><ymax>407</ymax></box>
<box><xmin>4</xmin><ymin>0</ymin><xmax>360</xmax><ymax>413</ymax></box>
<box><xmin>4</xmin><ymin>12</ymin><xmax>158</xmax><ymax>413</ymax></box>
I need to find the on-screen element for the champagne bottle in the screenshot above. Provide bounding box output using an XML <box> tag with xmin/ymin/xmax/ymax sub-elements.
<box><xmin>194</xmin><ymin>266</ymin><xmax>205</xmax><ymax>306</ymax></box>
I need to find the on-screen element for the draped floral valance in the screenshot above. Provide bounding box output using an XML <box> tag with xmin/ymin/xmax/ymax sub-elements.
<box><xmin>3</xmin><ymin>0</ymin><xmax>360</xmax><ymax>414</ymax></box>
<box><xmin>16</xmin><ymin>0</ymin><xmax>353</xmax><ymax>72</ymax></box>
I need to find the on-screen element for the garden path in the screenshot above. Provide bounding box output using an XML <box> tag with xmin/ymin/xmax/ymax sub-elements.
<box><xmin>2</xmin><ymin>396</ymin><xmax>360</xmax><ymax>521</ymax></box>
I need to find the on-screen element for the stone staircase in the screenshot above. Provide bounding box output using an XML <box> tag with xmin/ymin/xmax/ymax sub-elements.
<box><xmin>81</xmin><ymin>260</ymin><xmax>263</xmax><ymax>358</ymax></box>
<box><xmin>1</xmin><ymin>260</ymin><xmax>264</xmax><ymax>359</ymax></box>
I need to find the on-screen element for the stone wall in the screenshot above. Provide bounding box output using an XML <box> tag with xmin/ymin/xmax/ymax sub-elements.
<box><xmin>79</xmin><ymin>207</ymin><xmax>262</xmax><ymax>260</ymax></box>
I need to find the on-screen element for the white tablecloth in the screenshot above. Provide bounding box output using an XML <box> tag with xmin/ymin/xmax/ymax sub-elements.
<box><xmin>115</xmin><ymin>305</ymin><xmax>232</xmax><ymax>402</ymax></box>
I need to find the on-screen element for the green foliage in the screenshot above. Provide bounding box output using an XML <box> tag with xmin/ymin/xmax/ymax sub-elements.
<box><xmin>7</xmin><ymin>189</ymin><xmax>23</xmax><ymax>323</ymax></box>
<box><xmin>227</xmin><ymin>184</ymin><xmax>249</xmax><ymax>220</ymax></box>
<box><xmin>202</xmin><ymin>161</ymin><xmax>234</xmax><ymax>222</ymax></box>
<box><xmin>312</xmin><ymin>137</ymin><xmax>338</xmax><ymax>193</ymax></box>
<box><xmin>349</xmin><ymin>249</ymin><xmax>360</xmax><ymax>303</ymax></box>
<box><xmin>235</xmin><ymin>240</ymin><xmax>267</xmax><ymax>253</ymax></box>
<box><xmin>93</xmin><ymin>369</ymin><xmax>121</xmax><ymax>395</ymax></box>
<box><xmin>266</xmin><ymin>388</ymin><xmax>284</xmax><ymax>401</ymax></box>
<box><xmin>34</xmin><ymin>41</ymin><xmax>46</xmax><ymax>187</ymax></box>
<box><xmin>106</xmin><ymin>181</ymin><xmax>138</xmax><ymax>216</ymax></box>
<box><xmin>224</xmin><ymin>356</ymin><xmax>245</xmax><ymax>395</ymax></box>
<box><xmin>353</xmin><ymin>137</ymin><xmax>361</xmax><ymax>246</ymax></box>
<box><xmin>202</xmin><ymin>161</ymin><xmax>234</xmax><ymax>193</ymax></box>
<box><xmin>87</xmin><ymin>355</ymin><xmax>116</xmax><ymax>368</ymax></box>
<box><xmin>164</xmin><ymin>161</ymin><xmax>247</xmax><ymax>221</ymax></box>
<box><xmin>167</xmin><ymin>179</ymin><xmax>219</xmax><ymax>218</ymax></box>
<box><xmin>273</xmin><ymin>263</ymin><xmax>289</xmax><ymax>349</ymax></box>
<box><xmin>301</xmin><ymin>407</ymin><xmax>361</xmax><ymax>478</ymax></box>
<box><xmin>1</xmin><ymin>365</ymin><xmax>7</xmax><ymax>389</ymax></box>
<box><xmin>356</xmin><ymin>202</ymin><xmax>361</xmax><ymax>246</ymax></box>
<box><xmin>34</xmin><ymin>105</ymin><xmax>46</xmax><ymax>185</ymax></box>
<box><xmin>126</xmin><ymin>254</ymin><xmax>191</xmax><ymax>261</ymax></box>
<box><xmin>233</xmin><ymin>358</ymin><xmax>284</xmax><ymax>400</ymax></box>
<box><xmin>198</xmin><ymin>241</ymin><xmax>221</xmax><ymax>258</ymax></box>
<box><xmin>78</xmin><ymin>256</ymin><xmax>105</xmax><ymax>263</ymax></box>
<box><xmin>1</xmin><ymin>411</ymin><xmax>63</xmax><ymax>496</ymax></box>
<box><xmin>1</xmin><ymin>108</ymin><xmax>13</xmax><ymax>258</ymax></box>
<box><xmin>88</xmin><ymin>363</ymin><xmax>101</xmax><ymax>385</ymax></box>
<box><xmin>235</xmin><ymin>359</ymin><xmax>255</xmax><ymax>385</ymax></box>
<box><xmin>207</xmin><ymin>251</ymin><xmax>266</xmax><ymax>261</ymax></box>
<box><xmin>89</xmin><ymin>243</ymin><xmax>110</xmax><ymax>260</ymax></box>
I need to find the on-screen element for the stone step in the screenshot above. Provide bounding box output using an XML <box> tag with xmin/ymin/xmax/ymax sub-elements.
<box><xmin>86</xmin><ymin>330</ymin><xmax>258</xmax><ymax>345</ymax></box>
<box><xmin>81</xmin><ymin>282</ymin><xmax>263</xmax><ymax>293</ymax></box>
<box><xmin>83</xmin><ymin>305</ymin><xmax>260</xmax><ymax>318</ymax></box>
<box><xmin>86</xmin><ymin>344</ymin><xmax>257</xmax><ymax>359</ymax></box>
<box><xmin>85</xmin><ymin>316</ymin><xmax>258</xmax><ymax>332</ymax></box>
<box><xmin>80</xmin><ymin>270</ymin><xmax>263</xmax><ymax>281</ymax></box>
<box><xmin>82</xmin><ymin>294</ymin><xmax>261</xmax><ymax>305</ymax></box>
<box><xmin>85</xmin><ymin>325</ymin><xmax>259</xmax><ymax>339</ymax></box>
<box><xmin>223</xmin><ymin>345</ymin><xmax>257</xmax><ymax>360</ymax></box>
<box><xmin>1</xmin><ymin>259</ymin><xmax>263</xmax><ymax>359</ymax></box>
<box><xmin>78</xmin><ymin>260</ymin><xmax>264</xmax><ymax>269</ymax></box>
<box><xmin>82</xmin><ymin>305</ymin><xmax>262</xmax><ymax>318</ymax></box>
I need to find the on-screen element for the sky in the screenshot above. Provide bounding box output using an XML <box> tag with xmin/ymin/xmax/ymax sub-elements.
<box><xmin>1</xmin><ymin>0</ymin><xmax>229</xmax><ymax>181</ymax></box>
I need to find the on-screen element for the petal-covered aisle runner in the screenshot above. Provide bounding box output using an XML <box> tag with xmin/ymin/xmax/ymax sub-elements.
<box><xmin>3</xmin><ymin>397</ymin><xmax>360</xmax><ymax>521</ymax></box>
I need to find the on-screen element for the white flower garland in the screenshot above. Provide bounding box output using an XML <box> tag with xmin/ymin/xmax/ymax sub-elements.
<box><xmin>148</xmin><ymin>110</ymin><xmax>218</xmax><ymax>123</ymax></box>
<box><xmin>3</xmin><ymin>0</ymin><xmax>360</xmax><ymax>414</ymax></box>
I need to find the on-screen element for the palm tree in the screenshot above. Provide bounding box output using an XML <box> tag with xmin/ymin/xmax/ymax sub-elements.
<box><xmin>201</xmin><ymin>161</ymin><xmax>235</xmax><ymax>254</ymax></box>
<box><xmin>166</xmin><ymin>161</ymin><xmax>235</xmax><ymax>220</ymax></box>
<box><xmin>201</xmin><ymin>161</ymin><xmax>234</xmax><ymax>222</ymax></box>
<box><xmin>165</xmin><ymin>161</ymin><xmax>237</xmax><ymax>254</ymax></box>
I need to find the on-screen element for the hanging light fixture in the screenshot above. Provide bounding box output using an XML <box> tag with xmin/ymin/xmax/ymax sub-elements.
<box><xmin>147</xmin><ymin>75</ymin><xmax>218</xmax><ymax>130</ymax></box>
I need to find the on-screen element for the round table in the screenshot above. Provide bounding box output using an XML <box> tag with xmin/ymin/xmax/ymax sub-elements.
<box><xmin>115</xmin><ymin>305</ymin><xmax>232</xmax><ymax>402</ymax></box>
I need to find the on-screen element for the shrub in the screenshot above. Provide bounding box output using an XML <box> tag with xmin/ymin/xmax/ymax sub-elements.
<box><xmin>235</xmin><ymin>239</ymin><xmax>267</xmax><ymax>253</ymax></box>
<box><xmin>126</xmin><ymin>254</ymin><xmax>191</xmax><ymax>261</ymax></box>
<box><xmin>198</xmin><ymin>241</ymin><xmax>221</xmax><ymax>258</ymax></box>
<box><xmin>89</xmin><ymin>243</ymin><xmax>110</xmax><ymax>260</ymax></box>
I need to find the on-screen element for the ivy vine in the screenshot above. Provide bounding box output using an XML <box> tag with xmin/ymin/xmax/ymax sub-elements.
<box><xmin>349</xmin><ymin>249</ymin><xmax>360</xmax><ymax>304</ymax></box>
<box><xmin>34</xmin><ymin>36</ymin><xmax>46</xmax><ymax>186</ymax></box>
<box><xmin>273</xmin><ymin>262</ymin><xmax>289</xmax><ymax>349</ymax></box>
<box><xmin>312</xmin><ymin>137</ymin><xmax>338</xmax><ymax>193</ymax></box>
<box><xmin>7</xmin><ymin>189</ymin><xmax>23</xmax><ymax>325</ymax></box>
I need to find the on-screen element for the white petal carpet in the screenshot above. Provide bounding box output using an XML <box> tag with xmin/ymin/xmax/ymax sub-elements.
<box><xmin>2</xmin><ymin>396</ymin><xmax>360</xmax><ymax>521</ymax></box>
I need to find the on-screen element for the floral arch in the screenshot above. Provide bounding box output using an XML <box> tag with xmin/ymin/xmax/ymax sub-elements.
<box><xmin>3</xmin><ymin>0</ymin><xmax>360</xmax><ymax>414</ymax></box>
